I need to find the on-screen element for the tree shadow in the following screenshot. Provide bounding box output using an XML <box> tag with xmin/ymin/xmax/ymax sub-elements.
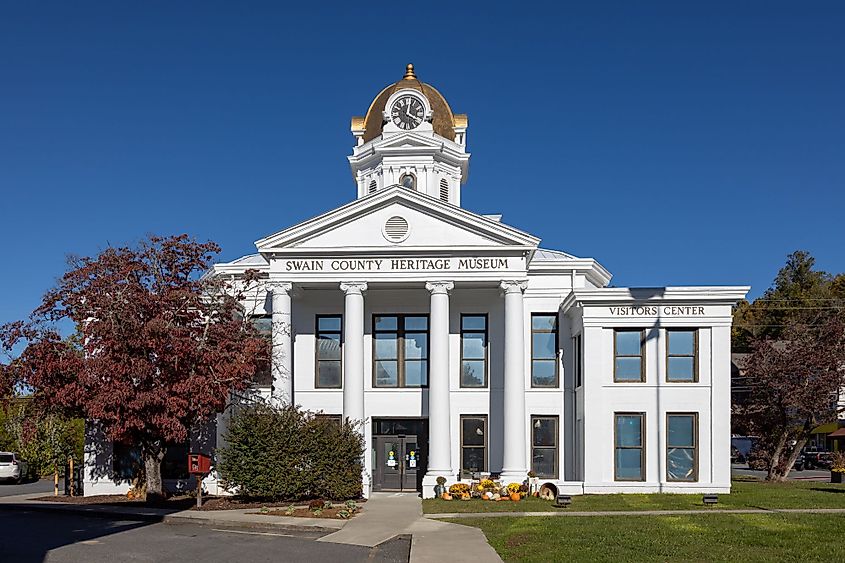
<box><xmin>809</xmin><ymin>486</ymin><xmax>845</xmax><ymax>494</ymax></box>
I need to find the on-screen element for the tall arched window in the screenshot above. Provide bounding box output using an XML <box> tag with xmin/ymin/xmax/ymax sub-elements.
<box><xmin>368</xmin><ymin>180</ymin><xmax>377</xmax><ymax>194</ymax></box>
<box><xmin>439</xmin><ymin>178</ymin><xmax>449</xmax><ymax>202</ymax></box>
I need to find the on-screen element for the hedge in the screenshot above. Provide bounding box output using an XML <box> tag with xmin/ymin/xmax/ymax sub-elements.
<box><xmin>217</xmin><ymin>404</ymin><xmax>364</xmax><ymax>500</ymax></box>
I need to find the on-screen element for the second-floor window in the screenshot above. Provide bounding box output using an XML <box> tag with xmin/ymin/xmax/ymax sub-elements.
<box><xmin>249</xmin><ymin>315</ymin><xmax>273</xmax><ymax>387</ymax></box>
<box><xmin>461</xmin><ymin>314</ymin><xmax>487</xmax><ymax>387</ymax></box>
<box><xmin>666</xmin><ymin>329</ymin><xmax>697</xmax><ymax>382</ymax></box>
<box><xmin>531</xmin><ymin>314</ymin><xmax>559</xmax><ymax>387</ymax></box>
<box><xmin>373</xmin><ymin>315</ymin><xmax>429</xmax><ymax>387</ymax></box>
<box><xmin>614</xmin><ymin>329</ymin><xmax>645</xmax><ymax>382</ymax></box>
<box><xmin>316</xmin><ymin>315</ymin><xmax>342</xmax><ymax>388</ymax></box>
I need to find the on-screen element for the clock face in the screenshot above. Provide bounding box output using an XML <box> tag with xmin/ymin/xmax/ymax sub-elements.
<box><xmin>390</xmin><ymin>96</ymin><xmax>424</xmax><ymax>130</ymax></box>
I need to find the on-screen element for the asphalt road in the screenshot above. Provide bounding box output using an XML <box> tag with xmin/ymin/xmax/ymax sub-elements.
<box><xmin>731</xmin><ymin>464</ymin><xmax>832</xmax><ymax>481</ymax></box>
<box><xmin>0</xmin><ymin>478</ymin><xmax>56</xmax><ymax>497</ymax></box>
<box><xmin>0</xmin><ymin>510</ymin><xmax>410</xmax><ymax>563</ymax></box>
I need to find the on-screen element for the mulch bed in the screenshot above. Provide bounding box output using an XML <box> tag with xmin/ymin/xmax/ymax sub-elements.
<box><xmin>34</xmin><ymin>494</ymin><xmax>364</xmax><ymax>512</ymax></box>
<box><xmin>257</xmin><ymin>507</ymin><xmax>356</xmax><ymax>519</ymax></box>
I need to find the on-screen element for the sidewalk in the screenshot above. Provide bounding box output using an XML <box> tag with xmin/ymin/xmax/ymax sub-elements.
<box><xmin>319</xmin><ymin>492</ymin><xmax>501</xmax><ymax>563</ymax></box>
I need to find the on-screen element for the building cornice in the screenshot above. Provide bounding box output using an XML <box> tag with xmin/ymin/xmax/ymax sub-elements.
<box><xmin>561</xmin><ymin>286</ymin><xmax>751</xmax><ymax>312</ymax></box>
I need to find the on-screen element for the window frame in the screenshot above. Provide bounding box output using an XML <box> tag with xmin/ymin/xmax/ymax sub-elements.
<box><xmin>315</xmin><ymin>315</ymin><xmax>343</xmax><ymax>389</ymax></box>
<box><xmin>460</xmin><ymin>414</ymin><xmax>488</xmax><ymax>476</ymax></box>
<box><xmin>460</xmin><ymin>313</ymin><xmax>488</xmax><ymax>388</ymax></box>
<box><xmin>531</xmin><ymin>313</ymin><xmax>560</xmax><ymax>388</ymax></box>
<box><xmin>573</xmin><ymin>333</ymin><xmax>583</xmax><ymax>388</ymax></box>
<box><xmin>371</xmin><ymin>314</ymin><xmax>430</xmax><ymax>388</ymax></box>
<box><xmin>666</xmin><ymin>412</ymin><xmax>699</xmax><ymax>482</ymax></box>
<box><xmin>614</xmin><ymin>412</ymin><xmax>646</xmax><ymax>482</ymax></box>
<box><xmin>531</xmin><ymin>415</ymin><xmax>559</xmax><ymax>478</ymax></box>
<box><xmin>613</xmin><ymin>329</ymin><xmax>646</xmax><ymax>383</ymax></box>
<box><xmin>665</xmin><ymin>329</ymin><xmax>699</xmax><ymax>383</ymax></box>
<box><xmin>249</xmin><ymin>314</ymin><xmax>273</xmax><ymax>387</ymax></box>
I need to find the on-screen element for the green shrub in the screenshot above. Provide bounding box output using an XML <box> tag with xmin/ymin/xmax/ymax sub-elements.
<box><xmin>217</xmin><ymin>404</ymin><xmax>364</xmax><ymax>500</ymax></box>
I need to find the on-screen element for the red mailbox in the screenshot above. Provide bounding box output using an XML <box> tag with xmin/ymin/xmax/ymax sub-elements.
<box><xmin>188</xmin><ymin>453</ymin><xmax>211</xmax><ymax>475</ymax></box>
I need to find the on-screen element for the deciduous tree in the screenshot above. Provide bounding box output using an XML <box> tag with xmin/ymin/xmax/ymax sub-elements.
<box><xmin>742</xmin><ymin>317</ymin><xmax>845</xmax><ymax>480</ymax></box>
<box><xmin>0</xmin><ymin>235</ymin><xmax>268</xmax><ymax>497</ymax></box>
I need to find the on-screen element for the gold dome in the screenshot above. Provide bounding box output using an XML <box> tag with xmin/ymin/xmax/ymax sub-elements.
<box><xmin>353</xmin><ymin>64</ymin><xmax>467</xmax><ymax>143</ymax></box>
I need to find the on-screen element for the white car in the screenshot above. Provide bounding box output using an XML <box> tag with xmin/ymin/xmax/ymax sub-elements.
<box><xmin>0</xmin><ymin>452</ymin><xmax>27</xmax><ymax>484</ymax></box>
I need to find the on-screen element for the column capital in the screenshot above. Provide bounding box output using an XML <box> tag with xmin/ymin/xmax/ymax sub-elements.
<box><xmin>265</xmin><ymin>280</ymin><xmax>293</xmax><ymax>295</ymax></box>
<box><xmin>340</xmin><ymin>281</ymin><xmax>368</xmax><ymax>295</ymax></box>
<box><xmin>500</xmin><ymin>279</ymin><xmax>528</xmax><ymax>294</ymax></box>
<box><xmin>425</xmin><ymin>281</ymin><xmax>454</xmax><ymax>295</ymax></box>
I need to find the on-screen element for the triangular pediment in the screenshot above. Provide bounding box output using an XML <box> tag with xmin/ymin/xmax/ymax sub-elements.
<box><xmin>255</xmin><ymin>187</ymin><xmax>539</xmax><ymax>254</ymax></box>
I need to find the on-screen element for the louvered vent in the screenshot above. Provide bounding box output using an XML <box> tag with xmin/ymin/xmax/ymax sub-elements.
<box><xmin>439</xmin><ymin>178</ymin><xmax>449</xmax><ymax>202</ymax></box>
<box><xmin>368</xmin><ymin>180</ymin><xmax>377</xmax><ymax>194</ymax></box>
<box><xmin>383</xmin><ymin>216</ymin><xmax>409</xmax><ymax>243</ymax></box>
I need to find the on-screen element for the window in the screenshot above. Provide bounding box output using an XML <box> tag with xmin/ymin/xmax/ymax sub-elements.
<box><xmin>368</xmin><ymin>180</ymin><xmax>377</xmax><ymax>194</ymax></box>
<box><xmin>461</xmin><ymin>314</ymin><xmax>487</xmax><ymax>387</ymax></box>
<box><xmin>667</xmin><ymin>413</ymin><xmax>698</xmax><ymax>481</ymax></box>
<box><xmin>531</xmin><ymin>314</ymin><xmax>559</xmax><ymax>387</ymax></box>
<box><xmin>460</xmin><ymin>415</ymin><xmax>487</xmax><ymax>475</ymax></box>
<box><xmin>316</xmin><ymin>315</ymin><xmax>342</xmax><ymax>388</ymax></box>
<box><xmin>373</xmin><ymin>315</ymin><xmax>428</xmax><ymax>387</ymax></box>
<box><xmin>532</xmin><ymin>416</ymin><xmax>558</xmax><ymax>477</ymax></box>
<box><xmin>316</xmin><ymin>413</ymin><xmax>343</xmax><ymax>426</ymax></box>
<box><xmin>614</xmin><ymin>330</ymin><xmax>645</xmax><ymax>382</ymax></box>
<box><xmin>400</xmin><ymin>173</ymin><xmax>415</xmax><ymax>189</ymax></box>
<box><xmin>439</xmin><ymin>178</ymin><xmax>449</xmax><ymax>202</ymax></box>
<box><xmin>615</xmin><ymin>413</ymin><xmax>645</xmax><ymax>481</ymax></box>
<box><xmin>573</xmin><ymin>334</ymin><xmax>583</xmax><ymax>388</ymax></box>
<box><xmin>249</xmin><ymin>315</ymin><xmax>273</xmax><ymax>387</ymax></box>
<box><xmin>161</xmin><ymin>442</ymin><xmax>190</xmax><ymax>480</ymax></box>
<box><xmin>112</xmin><ymin>443</ymin><xmax>142</xmax><ymax>480</ymax></box>
<box><xmin>666</xmin><ymin>329</ymin><xmax>697</xmax><ymax>382</ymax></box>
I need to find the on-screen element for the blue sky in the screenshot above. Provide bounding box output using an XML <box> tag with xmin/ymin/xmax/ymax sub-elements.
<box><xmin>1</xmin><ymin>1</ymin><xmax>843</xmax><ymax>326</ymax></box>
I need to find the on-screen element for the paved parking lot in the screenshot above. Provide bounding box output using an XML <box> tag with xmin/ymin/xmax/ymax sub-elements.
<box><xmin>0</xmin><ymin>509</ymin><xmax>410</xmax><ymax>563</ymax></box>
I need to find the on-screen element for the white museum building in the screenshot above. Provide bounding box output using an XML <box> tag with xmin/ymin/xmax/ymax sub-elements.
<box><xmin>84</xmin><ymin>65</ymin><xmax>749</xmax><ymax>498</ymax></box>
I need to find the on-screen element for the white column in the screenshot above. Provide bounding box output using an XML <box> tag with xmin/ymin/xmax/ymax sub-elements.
<box><xmin>425</xmin><ymin>281</ymin><xmax>454</xmax><ymax>481</ymax></box>
<box><xmin>269</xmin><ymin>281</ymin><xmax>293</xmax><ymax>406</ymax></box>
<box><xmin>340</xmin><ymin>282</ymin><xmax>367</xmax><ymax>425</ymax></box>
<box><xmin>340</xmin><ymin>281</ymin><xmax>368</xmax><ymax>494</ymax></box>
<box><xmin>500</xmin><ymin>280</ymin><xmax>528</xmax><ymax>482</ymax></box>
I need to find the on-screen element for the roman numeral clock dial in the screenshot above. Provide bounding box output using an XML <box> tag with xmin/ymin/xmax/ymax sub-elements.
<box><xmin>390</xmin><ymin>96</ymin><xmax>424</xmax><ymax>130</ymax></box>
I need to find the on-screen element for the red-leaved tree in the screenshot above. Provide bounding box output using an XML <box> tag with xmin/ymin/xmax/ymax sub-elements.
<box><xmin>741</xmin><ymin>317</ymin><xmax>845</xmax><ymax>481</ymax></box>
<box><xmin>0</xmin><ymin>235</ymin><xmax>268</xmax><ymax>497</ymax></box>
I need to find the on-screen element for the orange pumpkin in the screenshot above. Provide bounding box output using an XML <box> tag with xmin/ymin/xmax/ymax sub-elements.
<box><xmin>510</xmin><ymin>493</ymin><xmax>521</xmax><ymax>501</ymax></box>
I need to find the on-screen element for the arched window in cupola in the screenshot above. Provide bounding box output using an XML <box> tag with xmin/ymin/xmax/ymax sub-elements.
<box><xmin>368</xmin><ymin>180</ymin><xmax>377</xmax><ymax>194</ymax></box>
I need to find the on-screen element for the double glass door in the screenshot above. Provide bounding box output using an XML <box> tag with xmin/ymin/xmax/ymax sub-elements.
<box><xmin>373</xmin><ymin>435</ymin><xmax>423</xmax><ymax>491</ymax></box>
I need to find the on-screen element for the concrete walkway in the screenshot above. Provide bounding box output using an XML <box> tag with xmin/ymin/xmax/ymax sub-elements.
<box><xmin>320</xmin><ymin>492</ymin><xmax>502</xmax><ymax>563</ymax></box>
<box><xmin>427</xmin><ymin>507</ymin><xmax>845</xmax><ymax>519</ymax></box>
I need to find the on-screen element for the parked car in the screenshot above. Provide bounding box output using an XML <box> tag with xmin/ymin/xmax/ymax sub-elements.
<box><xmin>0</xmin><ymin>452</ymin><xmax>28</xmax><ymax>484</ymax></box>
<box><xmin>803</xmin><ymin>449</ymin><xmax>834</xmax><ymax>470</ymax></box>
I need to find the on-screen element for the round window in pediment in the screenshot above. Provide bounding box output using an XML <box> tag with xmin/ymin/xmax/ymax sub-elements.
<box><xmin>383</xmin><ymin>216</ymin><xmax>410</xmax><ymax>243</ymax></box>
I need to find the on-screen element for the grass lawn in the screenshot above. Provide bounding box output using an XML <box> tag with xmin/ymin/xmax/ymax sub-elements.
<box><xmin>454</xmin><ymin>513</ymin><xmax>845</xmax><ymax>562</ymax></box>
<box><xmin>422</xmin><ymin>480</ymin><xmax>845</xmax><ymax>514</ymax></box>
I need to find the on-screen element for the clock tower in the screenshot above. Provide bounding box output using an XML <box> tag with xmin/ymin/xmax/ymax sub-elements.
<box><xmin>348</xmin><ymin>64</ymin><xmax>470</xmax><ymax>206</ymax></box>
